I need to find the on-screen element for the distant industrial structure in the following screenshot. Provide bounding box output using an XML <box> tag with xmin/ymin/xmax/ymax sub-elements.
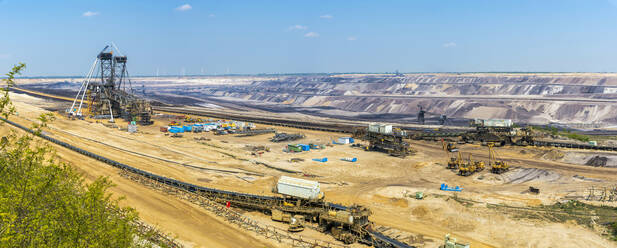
<box><xmin>69</xmin><ymin>44</ymin><xmax>153</xmax><ymax>125</ymax></box>
<box><xmin>354</xmin><ymin>123</ymin><xmax>413</xmax><ymax>157</ymax></box>
<box><xmin>417</xmin><ymin>105</ymin><xmax>448</xmax><ymax>125</ymax></box>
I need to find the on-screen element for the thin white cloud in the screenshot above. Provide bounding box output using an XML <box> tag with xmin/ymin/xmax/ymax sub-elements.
<box><xmin>288</xmin><ymin>25</ymin><xmax>308</xmax><ymax>31</ymax></box>
<box><xmin>304</xmin><ymin>32</ymin><xmax>319</xmax><ymax>38</ymax></box>
<box><xmin>320</xmin><ymin>14</ymin><xmax>333</xmax><ymax>19</ymax></box>
<box><xmin>443</xmin><ymin>42</ymin><xmax>457</xmax><ymax>48</ymax></box>
<box><xmin>82</xmin><ymin>11</ymin><xmax>99</xmax><ymax>17</ymax></box>
<box><xmin>347</xmin><ymin>36</ymin><xmax>357</xmax><ymax>41</ymax></box>
<box><xmin>208</xmin><ymin>14</ymin><xmax>216</xmax><ymax>18</ymax></box>
<box><xmin>175</xmin><ymin>4</ymin><xmax>192</xmax><ymax>11</ymax></box>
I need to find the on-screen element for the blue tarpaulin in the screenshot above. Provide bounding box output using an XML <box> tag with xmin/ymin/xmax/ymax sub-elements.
<box><xmin>440</xmin><ymin>183</ymin><xmax>462</xmax><ymax>192</ymax></box>
<box><xmin>312</xmin><ymin>158</ymin><xmax>328</xmax><ymax>162</ymax></box>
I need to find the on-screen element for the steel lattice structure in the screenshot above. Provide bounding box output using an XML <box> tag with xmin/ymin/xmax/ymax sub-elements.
<box><xmin>69</xmin><ymin>44</ymin><xmax>153</xmax><ymax>125</ymax></box>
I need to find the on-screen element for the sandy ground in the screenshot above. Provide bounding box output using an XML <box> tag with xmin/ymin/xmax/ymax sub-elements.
<box><xmin>6</xmin><ymin>91</ymin><xmax>617</xmax><ymax>248</ymax></box>
<box><xmin>3</xmin><ymin>93</ymin><xmax>277</xmax><ymax>248</ymax></box>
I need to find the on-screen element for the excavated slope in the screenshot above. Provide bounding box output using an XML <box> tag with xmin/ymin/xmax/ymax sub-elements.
<box><xmin>17</xmin><ymin>73</ymin><xmax>617</xmax><ymax>126</ymax></box>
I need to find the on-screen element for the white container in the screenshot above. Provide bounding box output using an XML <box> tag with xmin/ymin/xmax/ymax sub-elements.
<box><xmin>128</xmin><ymin>124</ymin><xmax>137</xmax><ymax>133</ymax></box>
<box><xmin>379</xmin><ymin>124</ymin><xmax>392</xmax><ymax>134</ymax></box>
<box><xmin>474</xmin><ymin>119</ymin><xmax>512</xmax><ymax>127</ymax></box>
<box><xmin>277</xmin><ymin>176</ymin><xmax>321</xmax><ymax>200</ymax></box>
<box><xmin>368</xmin><ymin>123</ymin><xmax>380</xmax><ymax>133</ymax></box>
<box><xmin>484</xmin><ymin>119</ymin><xmax>512</xmax><ymax>127</ymax></box>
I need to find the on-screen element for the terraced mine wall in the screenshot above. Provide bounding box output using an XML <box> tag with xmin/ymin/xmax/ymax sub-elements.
<box><xmin>18</xmin><ymin>73</ymin><xmax>617</xmax><ymax>126</ymax></box>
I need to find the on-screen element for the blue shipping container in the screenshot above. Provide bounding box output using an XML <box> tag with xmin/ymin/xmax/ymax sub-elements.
<box><xmin>298</xmin><ymin>144</ymin><xmax>310</xmax><ymax>151</ymax></box>
<box><xmin>169</xmin><ymin>127</ymin><xmax>184</xmax><ymax>133</ymax></box>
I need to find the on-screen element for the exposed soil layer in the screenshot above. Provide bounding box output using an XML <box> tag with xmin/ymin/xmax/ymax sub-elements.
<box><xmin>17</xmin><ymin>73</ymin><xmax>617</xmax><ymax>126</ymax></box>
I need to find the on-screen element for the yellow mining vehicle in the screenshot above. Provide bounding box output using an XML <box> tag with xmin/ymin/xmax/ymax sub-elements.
<box><xmin>444</xmin><ymin>139</ymin><xmax>462</xmax><ymax>169</ymax></box>
<box><xmin>447</xmin><ymin>151</ymin><xmax>464</xmax><ymax>169</ymax></box>
<box><xmin>488</xmin><ymin>142</ymin><xmax>509</xmax><ymax>174</ymax></box>
<box><xmin>458</xmin><ymin>154</ymin><xmax>476</xmax><ymax>176</ymax></box>
<box><xmin>470</xmin><ymin>154</ymin><xmax>485</xmax><ymax>172</ymax></box>
<box><xmin>459</xmin><ymin>154</ymin><xmax>485</xmax><ymax>176</ymax></box>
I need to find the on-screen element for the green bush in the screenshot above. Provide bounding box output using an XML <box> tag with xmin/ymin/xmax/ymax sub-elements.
<box><xmin>0</xmin><ymin>64</ymin><xmax>150</xmax><ymax>247</ymax></box>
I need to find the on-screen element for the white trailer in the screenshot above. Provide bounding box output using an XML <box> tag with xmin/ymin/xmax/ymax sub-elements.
<box><xmin>276</xmin><ymin>176</ymin><xmax>322</xmax><ymax>200</ymax></box>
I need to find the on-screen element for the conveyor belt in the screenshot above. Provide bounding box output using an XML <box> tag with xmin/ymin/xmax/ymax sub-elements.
<box><xmin>13</xmin><ymin>87</ymin><xmax>617</xmax><ymax>154</ymax></box>
<box><xmin>367</xmin><ymin>229</ymin><xmax>415</xmax><ymax>248</ymax></box>
<box><xmin>532</xmin><ymin>140</ymin><xmax>617</xmax><ymax>151</ymax></box>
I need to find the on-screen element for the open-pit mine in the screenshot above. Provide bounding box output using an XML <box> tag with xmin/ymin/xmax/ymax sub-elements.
<box><xmin>5</xmin><ymin>48</ymin><xmax>617</xmax><ymax>248</ymax></box>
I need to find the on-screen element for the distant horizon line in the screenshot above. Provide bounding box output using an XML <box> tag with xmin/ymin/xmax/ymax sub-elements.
<box><xmin>12</xmin><ymin>71</ymin><xmax>617</xmax><ymax>79</ymax></box>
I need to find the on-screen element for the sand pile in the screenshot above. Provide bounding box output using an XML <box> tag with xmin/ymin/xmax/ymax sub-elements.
<box><xmin>542</xmin><ymin>149</ymin><xmax>565</xmax><ymax>161</ymax></box>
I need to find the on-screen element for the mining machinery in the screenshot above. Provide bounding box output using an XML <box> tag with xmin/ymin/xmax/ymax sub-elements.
<box><xmin>462</xmin><ymin>119</ymin><xmax>535</xmax><ymax>146</ymax></box>
<box><xmin>417</xmin><ymin>105</ymin><xmax>448</xmax><ymax>125</ymax></box>
<box><xmin>488</xmin><ymin>142</ymin><xmax>509</xmax><ymax>174</ymax></box>
<box><xmin>447</xmin><ymin>151</ymin><xmax>463</xmax><ymax>170</ymax></box>
<box><xmin>354</xmin><ymin>124</ymin><xmax>413</xmax><ymax>157</ymax></box>
<box><xmin>458</xmin><ymin>154</ymin><xmax>484</xmax><ymax>176</ymax></box>
<box><xmin>69</xmin><ymin>44</ymin><xmax>153</xmax><ymax>125</ymax></box>
<box><xmin>442</xmin><ymin>139</ymin><xmax>458</xmax><ymax>152</ymax></box>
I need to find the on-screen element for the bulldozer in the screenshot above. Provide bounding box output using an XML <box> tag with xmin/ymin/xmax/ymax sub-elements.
<box><xmin>458</xmin><ymin>154</ymin><xmax>475</xmax><ymax>176</ymax></box>
<box><xmin>447</xmin><ymin>151</ymin><xmax>464</xmax><ymax>169</ymax></box>
<box><xmin>488</xmin><ymin>142</ymin><xmax>509</xmax><ymax>174</ymax></box>
<box><xmin>442</xmin><ymin>139</ymin><xmax>458</xmax><ymax>152</ymax></box>
<box><xmin>470</xmin><ymin>154</ymin><xmax>485</xmax><ymax>172</ymax></box>
<box><xmin>458</xmin><ymin>154</ymin><xmax>485</xmax><ymax>176</ymax></box>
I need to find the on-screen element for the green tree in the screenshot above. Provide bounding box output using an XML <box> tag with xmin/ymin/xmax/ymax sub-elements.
<box><xmin>0</xmin><ymin>64</ymin><xmax>154</xmax><ymax>247</ymax></box>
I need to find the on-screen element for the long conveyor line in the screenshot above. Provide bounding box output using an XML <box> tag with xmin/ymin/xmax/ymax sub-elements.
<box><xmin>12</xmin><ymin>87</ymin><xmax>617</xmax><ymax>153</ymax></box>
<box><xmin>0</xmin><ymin>116</ymin><xmax>414</xmax><ymax>248</ymax></box>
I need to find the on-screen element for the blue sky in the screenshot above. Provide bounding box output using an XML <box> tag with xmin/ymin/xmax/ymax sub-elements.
<box><xmin>2</xmin><ymin>0</ymin><xmax>617</xmax><ymax>76</ymax></box>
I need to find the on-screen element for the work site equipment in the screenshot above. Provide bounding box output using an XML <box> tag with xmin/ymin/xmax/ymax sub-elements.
<box><xmin>442</xmin><ymin>139</ymin><xmax>458</xmax><ymax>152</ymax></box>
<box><xmin>447</xmin><ymin>151</ymin><xmax>463</xmax><ymax>169</ymax></box>
<box><xmin>443</xmin><ymin>234</ymin><xmax>470</xmax><ymax>248</ymax></box>
<box><xmin>458</xmin><ymin>154</ymin><xmax>484</xmax><ymax>176</ymax></box>
<box><xmin>271</xmin><ymin>209</ymin><xmax>305</xmax><ymax>232</ymax></box>
<box><xmin>276</xmin><ymin>176</ymin><xmax>323</xmax><ymax>200</ymax></box>
<box><xmin>415</xmin><ymin>192</ymin><xmax>424</xmax><ymax>200</ymax></box>
<box><xmin>0</xmin><ymin>114</ymin><xmax>427</xmax><ymax>248</ymax></box>
<box><xmin>287</xmin><ymin>144</ymin><xmax>303</xmax><ymax>153</ymax></box>
<box><xmin>353</xmin><ymin>123</ymin><xmax>412</xmax><ymax>157</ymax></box>
<box><xmin>69</xmin><ymin>44</ymin><xmax>153</xmax><ymax>125</ymax></box>
<box><xmin>271</xmin><ymin>132</ymin><xmax>305</xmax><ymax>142</ymax></box>
<box><xmin>417</xmin><ymin>105</ymin><xmax>449</xmax><ymax>125</ymax></box>
<box><xmin>488</xmin><ymin>142</ymin><xmax>509</xmax><ymax>174</ymax></box>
